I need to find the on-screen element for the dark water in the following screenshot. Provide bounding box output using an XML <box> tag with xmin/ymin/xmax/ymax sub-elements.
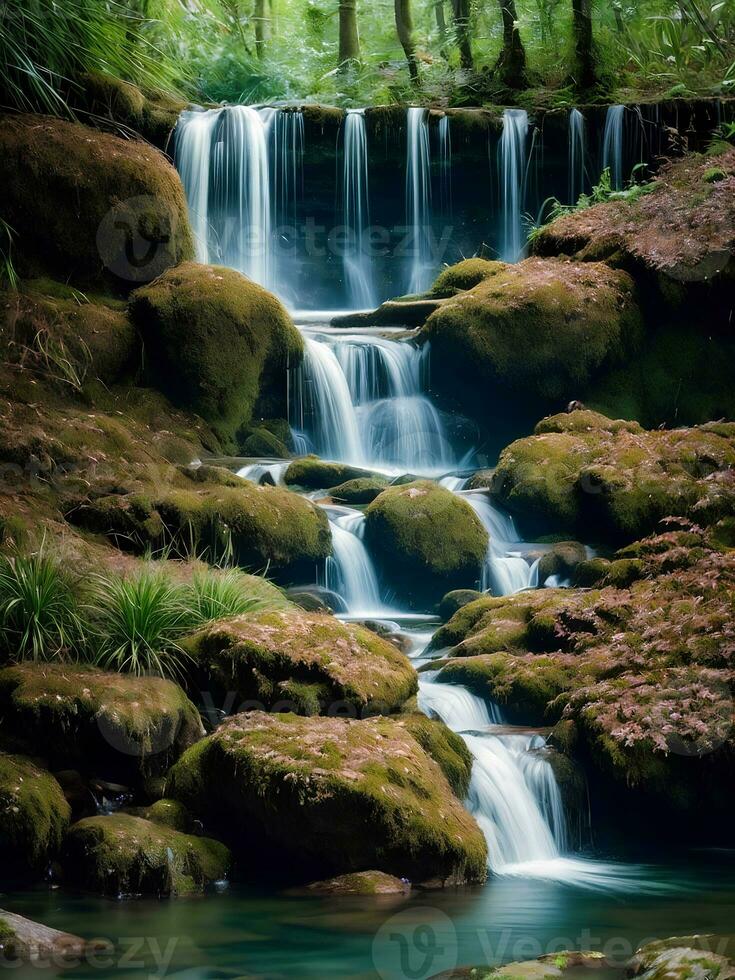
<box><xmin>5</xmin><ymin>852</ymin><xmax>735</xmax><ymax>979</ymax></box>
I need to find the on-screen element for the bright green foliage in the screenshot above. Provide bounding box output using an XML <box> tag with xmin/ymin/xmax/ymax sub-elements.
<box><xmin>185</xmin><ymin>568</ymin><xmax>291</xmax><ymax>623</ymax></box>
<box><xmin>0</xmin><ymin>549</ymin><xmax>84</xmax><ymax>663</ymax></box>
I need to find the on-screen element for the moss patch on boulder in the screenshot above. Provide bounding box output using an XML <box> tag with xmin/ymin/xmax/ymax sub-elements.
<box><xmin>439</xmin><ymin>589</ymin><xmax>485</xmax><ymax>623</ymax></box>
<box><xmin>327</xmin><ymin>477</ymin><xmax>389</xmax><ymax>505</ymax></box>
<box><xmin>167</xmin><ymin>712</ymin><xmax>488</xmax><ymax>884</ymax></box>
<box><xmin>431</xmin><ymin>258</ymin><xmax>503</xmax><ymax>297</ymax></box>
<box><xmin>365</xmin><ymin>481</ymin><xmax>488</xmax><ymax>605</ymax></box>
<box><xmin>61</xmin><ymin>814</ymin><xmax>230</xmax><ymax>896</ymax></box>
<box><xmin>241</xmin><ymin>427</ymin><xmax>291</xmax><ymax>459</ymax></box>
<box><xmin>76</xmin><ymin>72</ymin><xmax>187</xmax><ymax>149</ymax></box>
<box><xmin>296</xmin><ymin>870</ymin><xmax>410</xmax><ymax>896</ymax></box>
<box><xmin>0</xmin><ymin>664</ymin><xmax>203</xmax><ymax>785</ymax></box>
<box><xmin>0</xmin><ymin>754</ymin><xmax>70</xmax><ymax>878</ymax></box>
<box><xmin>285</xmin><ymin>456</ymin><xmax>378</xmax><ymax>490</ymax></box>
<box><xmin>130</xmin><ymin>263</ymin><xmax>303</xmax><ymax>448</ymax></box>
<box><xmin>397</xmin><ymin>714</ymin><xmax>473</xmax><ymax>798</ymax></box>
<box><xmin>184</xmin><ymin>609</ymin><xmax>417</xmax><ymax>715</ymax></box>
<box><xmin>0</xmin><ymin>113</ymin><xmax>192</xmax><ymax>288</ymax></box>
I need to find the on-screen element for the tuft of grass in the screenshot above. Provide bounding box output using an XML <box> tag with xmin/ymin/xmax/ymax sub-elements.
<box><xmin>87</xmin><ymin>570</ymin><xmax>193</xmax><ymax>679</ymax></box>
<box><xmin>0</xmin><ymin>219</ymin><xmax>18</xmax><ymax>290</ymax></box>
<box><xmin>0</xmin><ymin>549</ymin><xmax>84</xmax><ymax>662</ymax></box>
<box><xmin>185</xmin><ymin>568</ymin><xmax>290</xmax><ymax>623</ymax></box>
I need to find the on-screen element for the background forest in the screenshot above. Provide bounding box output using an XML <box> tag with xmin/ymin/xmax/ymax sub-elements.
<box><xmin>2</xmin><ymin>0</ymin><xmax>735</xmax><ymax>116</ymax></box>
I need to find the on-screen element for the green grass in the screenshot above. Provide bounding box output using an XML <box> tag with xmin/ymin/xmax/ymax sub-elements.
<box><xmin>184</xmin><ymin>568</ymin><xmax>290</xmax><ymax>623</ymax></box>
<box><xmin>0</xmin><ymin>549</ymin><xmax>84</xmax><ymax>662</ymax></box>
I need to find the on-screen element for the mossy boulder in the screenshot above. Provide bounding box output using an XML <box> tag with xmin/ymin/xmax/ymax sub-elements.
<box><xmin>129</xmin><ymin>263</ymin><xmax>303</xmax><ymax>448</ymax></box>
<box><xmin>0</xmin><ymin>665</ymin><xmax>203</xmax><ymax>785</ymax></box>
<box><xmin>431</xmin><ymin>258</ymin><xmax>502</xmax><ymax>297</ymax></box>
<box><xmin>420</xmin><ymin>258</ymin><xmax>642</xmax><ymax>427</ymax></box>
<box><xmin>628</xmin><ymin>936</ymin><xmax>735</xmax><ymax>980</ymax></box>
<box><xmin>327</xmin><ymin>477</ymin><xmax>389</xmax><ymax>505</ymax></box>
<box><xmin>284</xmin><ymin>456</ymin><xmax>378</xmax><ymax>490</ymax></box>
<box><xmin>184</xmin><ymin>609</ymin><xmax>418</xmax><ymax>715</ymax></box>
<box><xmin>76</xmin><ymin>72</ymin><xmax>187</xmax><ymax>149</ymax></box>
<box><xmin>61</xmin><ymin>814</ymin><xmax>230</xmax><ymax>896</ymax></box>
<box><xmin>0</xmin><ymin>113</ymin><xmax>192</xmax><ymax>288</ymax></box>
<box><xmin>241</xmin><ymin>427</ymin><xmax>291</xmax><ymax>459</ymax></box>
<box><xmin>365</xmin><ymin>482</ymin><xmax>488</xmax><ymax>605</ymax></box>
<box><xmin>0</xmin><ymin>754</ymin><xmax>71</xmax><ymax>879</ymax></box>
<box><xmin>491</xmin><ymin>410</ymin><xmax>735</xmax><ymax>542</ymax></box>
<box><xmin>398</xmin><ymin>714</ymin><xmax>473</xmax><ymax>798</ymax></box>
<box><xmin>167</xmin><ymin>712</ymin><xmax>488</xmax><ymax>884</ymax></box>
<box><xmin>537</xmin><ymin>541</ymin><xmax>588</xmax><ymax>583</ymax></box>
<box><xmin>432</xmin><ymin>951</ymin><xmax>608</xmax><ymax>980</ymax></box>
<box><xmin>296</xmin><ymin>870</ymin><xmax>410</xmax><ymax>896</ymax></box>
<box><xmin>71</xmin><ymin>481</ymin><xmax>331</xmax><ymax>582</ymax></box>
<box><xmin>439</xmin><ymin>589</ymin><xmax>485</xmax><ymax>623</ymax></box>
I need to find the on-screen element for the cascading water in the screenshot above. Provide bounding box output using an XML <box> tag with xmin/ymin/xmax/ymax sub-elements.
<box><xmin>568</xmin><ymin>108</ymin><xmax>586</xmax><ymax>203</ymax></box>
<box><xmin>438</xmin><ymin>114</ymin><xmax>453</xmax><ymax>218</ymax></box>
<box><xmin>602</xmin><ymin>104</ymin><xmax>625</xmax><ymax>190</ymax></box>
<box><xmin>342</xmin><ymin>110</ymin><xmax>377</xmax><ymax>310</ymax></box>
<box><xmin>499</xmin><ymin>108</ymin><xmax>529</xmax><ymax>262</ymax></box>
<box><xmin>175</xmin><ymin>109</ymin><xmax>221</xmax><ymax>262</ymax></box>
<box><xmin>406</xmin><ymin>107</ymin><xmax>433</xmax><ymax>294</ymax></box>
<box><xmin>321</xmin><ymin>506</ymin><xmax>385</xmax><ymax>616</ymax></box>
<box><xmin>462</xmin><ymin>491</ymin><xmax>540</xmax><ymax>595</ymax></box>
<box><xmin>263</xmin><ymin>107</ymin><xmax>304</xmax><ymax>305</ymax></box>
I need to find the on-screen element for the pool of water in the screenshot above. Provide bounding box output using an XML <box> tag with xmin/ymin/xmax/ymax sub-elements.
<box><xmin>5</xmin><ymin>852</ymin><xmax>734</xmax><ymax>979</ymax></box>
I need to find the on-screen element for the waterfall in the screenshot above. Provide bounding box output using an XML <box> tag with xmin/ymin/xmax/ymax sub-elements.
<box><xmin>568</xmin><ymin>108</ymin><xmax>586</xmax><ymax>204</ymax></box>
<box><xmin>461</xmin><ymin>491</ymin><xmax>538</xmax><ymax>595</ymax></box>
<box><xmin>438</xmin><ymin>114</ymin><xmax>453</xmax><ymax>217</ymax></box>
<box><xmin>263</xmin><ymin>107</ymin><xmax>304</xmax><ymax>305</ymax></box>
<box><xmin>290</xmin><ymin>331</ymin><xmax>455</xmax><ymax>473</ymax></box>
<box><xmin>175</xmin><ymin>109</ymin><xmax>221</xmax><ymax>262</ymax></box>
<box><xmin>406</xmin><ymin>107</ymin><xmax>433</xmax><ymax>294</ymax></box>
<box><xmin>322</xmin><ymin>507</ymin><xmax>385</xmax><ymax>615</ymax></box>
<box><xmin>342</xmin><ymin>111</ymin><xmax>376</xmax><ymax>310</ymax></box>
<box><xmin>602</xmin><ymin>105</ymin><xmax>625</xmax><ymax>190</ymax></box>
<box><xmin>499</xmin><ymin>109</ymin><xmax>529</xmax><ymax>262</ymax></box>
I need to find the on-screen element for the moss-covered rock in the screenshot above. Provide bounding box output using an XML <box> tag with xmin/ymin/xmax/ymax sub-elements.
<box><xmin>431</xmin><ymin>258</ymin><xmax>502</xmax><ymax>297</ymax></box>
<box><xmin>420</xmin><ymin>258</ymin><xmax>642</xmax><ymax>427</ymax></box>
<box><xmin>0</xmin><ymin>754</ymin><xmax>70</xmax><ymax>879</ymax></box>
<box><xmin>61</xmin><ymin>814</ymin><xmax>230</xmax><ymax>896</ymax></box>
<box><xmin>284</xmin><ymin>456</ymin><xmax>378</xmax><ymax>490</ymax></box>
<box><xmin>71</xmin><ymin>481</ymin><xmax>331</xmax><ymax>582</ymax></box>
<box><xmin>296</xmin><ymin>870</ymin><xmax>410</xmax><ymax>896</ymax></box>
<box><xmin>628</xmin><ymin>936</ymin><xmax>735</xmax><ymax>980</ymax></box>
<box><xmin>327</xmin><ymin>477</ymin><xmax>389</xmax><ymax>505</ymax></box>
<box><xmin>365</xmin><ymin>482</ymin><xmax>488</xmax><ymax>605</ymax></box>
<box><xmin>491</xmin><ymin>410</ymin><xmax>735</xmax><ymax>542</ymax></box>
<box><xmin>76</xmin><ymin>72</ymin><xmax>187</xmax><ymax>149</ymax></box>
<box><xmin>0</xmin><ymin>664</ymin><xmax>203</xmax><ymax>785</ymax></box>
<box><xmin>432</xmin><ymin>950</ymin><xmax>608</xmax><ymax>980</ymax></box>
<box><xmin>439</xmin><ymin>589</ymin><xmax>485</xmax><ymax>623</ymax></box>
<box><xmin>184</xmin><ymin>609</ymin><xmax>418</xmax><ymax>715</ymax></box>
<box><xmin>241</xmin><ymin>427</ymin><xmax>291</xmax><ymax>459</ymax></box>
<box><xmin>167</xmin><ymin>712</ymin><xmax>488</xmax><ymax>884</ymax></box>
<box><xmin>538</xmin><ymin>541</ymin><xmax>588</xmax><ymax>582</ymax></box>
<box><xmin>398</xmin><ymin>714</ymin><xmax>473</xmax><ymax>798</ymax></box>
<box><xmin>129</xmin><ymin>263</ymin><xmax>303</xmax><ymax>448</ymax></box>
<box><xmin>0</xmin><ymin>113</ymin><xmax>192</xmax><ymax>288</ymax></box>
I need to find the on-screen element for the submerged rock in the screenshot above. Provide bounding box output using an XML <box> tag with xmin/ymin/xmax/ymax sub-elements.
<box><xmin>292</xmin><ymin>870</ymin><xmax>410</xmax><ymax>896</ymax></box>
<box><xmin>0</xmin><ymin>908</ymin><xmax>111</xmax><ymax>965</ymax></box>
<box><xmin>167</xmin><ymin>712</ymin><xmax>488</xmax><ymax>885</ymax></box>
<box><xmin>365</xmin><ymin>481</ymin><xmax>488</xmax><ymax>605</ymax></box>
<box><xmin>184</xmin><ymin>609</ymin><xmax>418</xmax><ymax>715</ymax></box>
<box><xmin>0</xmin><ymin>754</ymin><xmax>70</xmax><ymax>880</ymax></box>
<box><xmin>0</xmin><ymin>664</ymin><xmax>203</xmax><ymax>785</ymax></box>
<box><xmin>130</xmin><ymin>262</ymin><xmax>303</xmax><ymax>449</ymax></box>
<box><xmin>61</xmin><ymin>814</ymin><xmax>230</xmax><ymax>896</ymax></box>
<box><xmin>0</xmin><ymin>113</ymin><xmax>192</xmax><ymax>288</ymax></box>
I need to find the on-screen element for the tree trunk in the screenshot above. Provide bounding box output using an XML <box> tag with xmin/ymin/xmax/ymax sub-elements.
<box><xmin>496</xmin><ymin>0</ymin><xmax>527</xmax><ymax>89</ymax></box>
<box><xmin>254</xmin><ymin>0</ymin><xmax>267</xmax><ymax>57</ymax></box>
<box><xmin>435</xmin><ymin>0</ymin><xmax>449</xmax><ymax>58</ymax></box>
<box><xmin>451</xmin><ymin>0</ymin><xmax>473</xmax><ymax>71</ymax></box>
<box><xmin>338</xmin><ymin>0</ymin><xmax>361</xmax><ymax>66</ymax></box>
<box><xmin>571</xmin><ymin>0</ymin><xmax>596</xmax><ymax>89</ymax></box>
<box><xmin>395</xmin><ymin>0</ymin><xmax>419</xmax><ymax>83</ymax></box>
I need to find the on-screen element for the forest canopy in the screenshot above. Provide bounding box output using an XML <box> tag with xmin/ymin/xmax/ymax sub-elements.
<box><xmin>1</xmin><ymin>0</ymin><xmax>734</xmax><ymax>114</ymax></box>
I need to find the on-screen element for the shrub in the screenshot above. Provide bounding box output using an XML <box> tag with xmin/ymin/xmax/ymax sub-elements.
<box><xmin>185</xmin><ymin>568</ymin><xmax>290</xmax><ymax>624</ymax></box>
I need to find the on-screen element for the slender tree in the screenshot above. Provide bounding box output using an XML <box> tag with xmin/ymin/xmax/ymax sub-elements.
<box><xmin>451</xmin><ymin>0</ymin><xmax>473</xmax><ymax>71</ymax></box>
<box><xmin>434</xmin><ymin>0</ymin><xmax>449</xmax><ymax>58</ymax></box>
<box><xmin>495</xmin><ymin>0</ymin><xmax>527</xmax><ymax>89</ymax></box>
<box><xmin>254</xmin><ymin>0</ymin><xmax>267</xmax><ymax>57</ymax></box>
<box><xmin>395</xmin><ymin>0</ymin><xmax>419</xmax><ymax>83</ymax></box>
<box><xmin>571</xmin><ymin>0</ymin><xmax>596</xmax><ymax>88</ymax></box>
<box><xmin>338</xmin><ymin>0</ymin><xmax>361</xmax><ymax>66</ymax></box>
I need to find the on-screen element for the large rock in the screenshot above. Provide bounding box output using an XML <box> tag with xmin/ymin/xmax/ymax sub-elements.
<box><xmin>61</xmin><ymin>814</ymin><xmax>230</xmax><ymax>896</ymax></box>
<box><xmin>365</xmin><ymin>481</ymin><xmax>488</xmax><ymax>606</ymax></box>
<box><xmin>0</xmin><ymin>113</ymin><xmax>192</xmax><ymax>287</ymax></box>
<box><xmin>0</xmin><ymin>665</ymin><xmax>203</xmax><ymax>785</ymax></box>
<box><xmin>431</xmin><ymin>258</ymin><xmax>501</xmax><ymax>297</ymax></box>
<box><xmin>70</xmin><ymin>481</ymin><xmax>331</xmax><ymax>582</ymax></box>
<box><xmin>167</xmin><ymin>712</ymin><xmax>488</xmax><ymax>884</ymax></box>
<box><xmin>0</xmin><ymin>909</ymin><xmax>111</xmax><ymax>965</ymax></box>
<box><xmin>628</xmin><ymin>936</ymin><xmax>735</xmax><ymax>980</ymax></box>
<box><xmin>129</xmin><ymin>263</ymin><xmax>303</xmax><ymax>448</ymax></box>
<box><xmin>0</xmin><ymin>754</ymin><xmax>70</xmax><ymax>879</ymax></box>
<box><xmin>420</xmin><ymin>258</ymin><xmax>642</xmax><ymax>431</ymax></box>
<box><xmin>184</xmin><ymin>609</ymin><xmax>418</xmax><ymax>715</ymax></box>
<box><xmin>491</xmin><ymin>410</ymin><xmax>735</xmax><ymax>541</ymax></box>
<box><xmin>284</xmin><ymin>456</ymin><xmax>378</xmax><ymax>490</ymax></box>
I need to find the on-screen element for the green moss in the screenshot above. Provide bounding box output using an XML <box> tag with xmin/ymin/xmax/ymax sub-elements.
<box><xmin>167</xmin><ymin>712</ymin><xmax>487</xmax><ymax>884</ymax></box>
<box><xmin>431</xmin><ymin>259</ymin><xmax>502</xmax><ymax>297</ymax></box>
<box><xmin>130</xmin><ymin>263</ymin><xmax>303</xmax><ymax>448</ymax></box>
<box><xmin>0</xmin><ymin>753</ymin><xmax>71</xmax><ymax>877</ymax></box>
<box><xmin>77</xmin><ymin>72</ymin><xmax>186</xmax><ymax>148</ymax></box>
<box><xmin>538</xmin><ymin>541</ymin><xmax>587</xmax><ymax>582</ymax></box>
<box><xmin>241</xmin><ymin>427</ymin><xmax>291</xmax><ymax>459</ymax></box>
<box><xmin>0</xmin><ymin>664</ymin><xmax>203</xmax><ymax>784</ymax></box>
<box><xmin>183</xmin><ymin>609</ymin><xmax>417</xmax><ymax>715</ymax></box>
<box><xmin>284</xmin><ymin>456</ymin><xmax>377</xmax><ymax>490</ymax></box>
<box><xmin>327</xmin><ymin>477</ymin><xmax>389</xmax><ymax>505</ymax></box>
<box><xmin>145</xmin><ymin>799</ymin><xmax>193</xmax><ymax>832</ymax></box>
<box><xmin>0</xmin><ymin>918</ymin><xmax>16</xmax><ymax>941</ymax></box>
<box><xmin>0</xmin><ymin>113</ymin><xmax>192</xmax><ymax>289</ymax></box>
<box><xmin>439</xmin><ymin>589</ymin><xmax>485</xmax><ymax>623</ymax></box>
<box><xmin>365</xmin><ymin>482</ymin><xmax>488</xmax><ymax>605</ymax></box>
<box><xmin>61</xmin><ymin>814</ymin><xmax>230</xmax><ymax>896</ymax></box>
<box><xmin>399</xmin><ymin>714</ymin><xmax>473</xmax><ymax>798</ymax></box>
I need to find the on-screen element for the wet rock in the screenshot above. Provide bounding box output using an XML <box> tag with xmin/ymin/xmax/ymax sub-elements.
<box><xmin>431</xmin><ymin>258</ymin><xmax>502</xmax><ymax>297</ymax></box>
<box><xmin>331</xmin><ymin>299</ymin><xmax>446</xmax><ymax>329</ymax></box>
<box><xmin>0</xmin><ymin>909</ymin><xmax>112</xmax><ymax>965</ymax></box>
<box><xmin>291</xmin><ymin>870</ymin><xmax>411</xmax><ymax>896</ymax></box>
<box><xmin>284</xmin><ymin>456</ymin><xmax>379</xmax><ymax>490</ymax></box>
<box><xmin>0</xmin><ymin>754</ymin><xmax>70</xmax><ymax>880</ymax></box>
<box><xmin>431</xmin><ymin>951</ymin><xmax>608</xmax><ymax>980</ymax></box>
<box><xmin>327</xmin><ymin>477</ymin><xmax>389</xmax><ymax>505</ymax></box>
<box><xmin>439</xmin><ymin>589</ymin><xmax>485</xmax><ymax>622</ymax></box>
<box><xmin>627</xmin><ymin>936</ymin><xmax>735</xmax><ymax>980</ymax></box>
<box><xmin>538</xmin><ymin>541</ymin><xmax>588</xmax><ymax>583</ymax></box>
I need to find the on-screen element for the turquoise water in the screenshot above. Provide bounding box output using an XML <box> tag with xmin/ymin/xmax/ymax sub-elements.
<box><xmin>5</xmin><ymin>852</ymin><xmax>734</xmax><ymax>979</ymax></box>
